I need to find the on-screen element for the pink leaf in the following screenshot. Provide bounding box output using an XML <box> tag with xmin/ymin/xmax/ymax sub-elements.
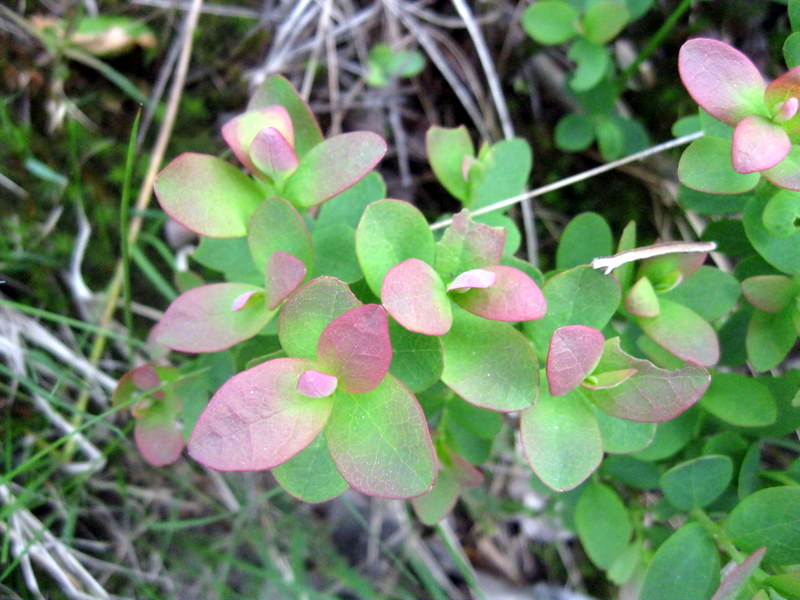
<box><xmin>153</xmin><ymin>283</ymin><xmax>274</xmax><ymax>353</ymax></box>
<box><xmin>772</xmin><ymin>97</ymin><xmax>799</xmax><ymax>123</ymax></box>
<box><xmin>762</xmin><ymin>145</ymin><xmax>800</xmax><ymax>191</ymax></box>
<box><xmin>731</xmin><ymin>115</ymin><xmax>791</xmax><ymax>173</ymax></box>
<box><xmin>710</xmin><ymin>547</ymin><xmax>767</xmax><ymax>600</ymax></box>
<box><xmin>381</xmin><ymin>259</ymin><xmax>452</xmax><ymax>336</ymax></box>
<box><xmin>678</xmin><ymin>38</ymin><xmax>766</xmax><ymax>126</ymax></box>
<box><xmin>587</xmin><ymin>338</ymin><xmax>710</xmax><ymax>422</ymax></box>
<box><xmin>296</xmin><ymin>370</ymin><xmax>338</xmax><ymax>398</ymax></box>
<box><xmin>249</xmin><ymin>127</ymin><xmax>299</xmax><ymax>182</ymax></box>
<box><xmin>450</xmin><ymin>265</ymin><xmax>547</xmax><ymax>322</ymax></box>
<box><xmin>264</xmin><ymin>251</ymin><xmax>306</xmax><ymax>310</ymax></box>
<box><xmin>221</xmin><ymin>106</ymin><xmax>295</xmax><ymax>175</ymax></box>
<box><xmin>447</xmin><ymin>268</ymin><xmax>497</xmax><ymax>291</ymax></box>
<box><xmin>435</xmin><ymin>209</ymin><xmax>506</xmax><ymax>278</ymax></box>
<box><xmin>135</xmin><ymin>420</ymin><xmax>184</xmax><ymax>467</ymax></box>
<box><xmin>638</xmin><ymin>298</ymin><xmax>720</xmax><ymax>366</ymax></box>
<box><xmin>547</xmin><ymin>325</ymin><xmax>605</xmax><ymax>396</ymax></box>
<box><xmin>188</xmin><ymin>358</ymin><xmax>333</xmax><ymax>471</ymax></box>
<box><xmin>316</xmin><ymin>304</ymin><xmax>392</xmax><ymax>394</ymax></box>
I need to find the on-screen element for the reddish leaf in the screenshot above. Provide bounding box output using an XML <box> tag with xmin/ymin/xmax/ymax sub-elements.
<box><xmin>435</xmin><ymin>210</ymin><xmax>506</xmax><ymax>279</ymax></box>
<box><xmin>587</xmin><ymin>338</ymin><xmax>710</xmax><ymax>422</ymax></box>
<box><xmin>188</xmin><ymin>358</ymin><xmax>333</xmax><ymax>471</ymax></box>
<box><xmin>325</xmin><ymin>374</ymin><xmax>436</xmax><ymax>498</ymax></box>
<box><xmin>678</xmin><ymin>38</ymin><xmax>766</xmax><ymax>126</ymax></box>
<box><xmin>547</xmin><ymin>325</ymin><xmax>605</xmax><ymax>396</ymax></box>
<box><xmin>741</xmin><ymin>275</ymin><xmax>797</xmax><ymax>313</ymax></box>
<box><xmin>317</xmin><ymin>304</ymin><xmax>392</xmax><ymax>394</ymax></box>
<box><xmin>732</xmin><ymin>115</ymin><xmax>791</xmax><ymax>173</ymax></box>
<box><xmin>135</xmin><ymin>419</ymin><xmax>184</xmax><ymax>467</ymax></box>
<box><xmin>153</xmin><ymin>283</ymin><xmax>275</xmax><ymax>353</ymax></box>
<box><xmin>249</xmin><ymin>126</ymin><xmax>299</xmax><ymax>183</ymax></box>
<box><xmin>264</xmin><ymin>251</ymin><xmax>306</xmax><ymax>310</ymax></box>
<box><xmin>296</xmin><ymin>370</ymin><xmax>338</xmax><ymax>398</ymax></box>
<box><xmin>450</xmin><ymin>265</ymin><xmax>547</xmax><ymax>322</ymax></box>
<box><xmin>381</xmin><ymin>258</ymin><xmax>452</xmax><ymax>336</ymax></box>
<box><xmin>154</xmin><ymin>153</ymin><xmax>264</xmax><ymax>238</ymax></box>
<box><xmin>710</xmin><ymin>547</ymin><xmax>767</xmax><ymax>600</ymax></box>
<box><xmin>221</xmin><ymin>106</ymin><xmax>294</xmax><ymax>175</ymax></box>
<box><xmin>763</xmin><ymin>145</ymin><xmax>800</xmax><ymax>191</ymax></box>
<box><xmin>638</xmin><ymin>298</ymin><xmax>720</xmax><ymax>366</ymax></box>
<box><xmin>283</xmin><ymin>132</ymin><xmax>387</xmax><ymax>208</ymax></box>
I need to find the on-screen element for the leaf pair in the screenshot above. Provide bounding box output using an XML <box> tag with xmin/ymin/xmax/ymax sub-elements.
<box><xmin>679</xmin><ymin>38</ymin><xmax>800</xmax><ymax>192</ymax></box>
<box><xmin>187</xmin><ymin>281</ymin><xmax>436</xmax><ymax>499</ymax></box>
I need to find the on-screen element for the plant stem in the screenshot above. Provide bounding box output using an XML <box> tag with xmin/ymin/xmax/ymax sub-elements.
<box><xmin>619</xmin><ymin>0</ymin><xmax>694</xmax><ymax>85</ymax></box>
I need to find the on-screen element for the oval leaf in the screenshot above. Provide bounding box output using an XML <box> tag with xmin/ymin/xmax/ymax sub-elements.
<box><xmin>221</xmin><ymin>106</ymin><xmax>294</xmax><ymax>175</ymax></box>
<box><xmin>450</xmin><ymin>266</ymin><xmax>547</xmax><ymax>322</ymax></box>
<box><xmin>442</xmin><ymin>308</ymin><xmax>538</xmax><ymax>411</ymax></box>
<box><xmin>520</xmin><ymin>387</ymin><xmax>603</xmax><ymax>491</ymax></box>
<box><xmin>587</xmin><ymin>338</ymin><xmax>710</xmax><ymax>422</ymax></box>
<box><xmin>435</xmin><ymin>209</ymin><xmax>506</xmax><ymax>280</ymax></box>
<box><xmin>264</xmin><ymin>251</ymin><xmax>306</xmax><ymax>310</ymax></box>
<box><xmin>731</xmin><ymin>115</ymin><xmax>791</xmax><ymax>173</ymax></box>
<box><xmin>296</xmin><ymin>370</ymin><xmax>338</xmax><ymax>398</ymax></box>
<box><xmin>575</xmin><ymin>483</ymin><xmax>632</xmax><ymax>569</ymax></box>
<box><xmin>134</xmin><ymin>419</ymin><xmax>184</xmax><ymax>467</ymax></box>
<box><xmin>638</xmin><ymin>298</ymin><xmax>720</xmax><ymax>366</ymax></box>
<box><xmin>679</xmin><ymin>38</ymin><xmax>766</xmax><ymax>126</ymax></box>
<box><xmin>325</xmin><ymin>375</ymin><xmax>436</xmax><ymax>498</ymax></box>
<box><xmin>546</xmin><ymin>325</ymin><xmax>605</xmax><ymax>396</ymax></box>
<box><xmin>426</xmin><ymin>126</ymin><xmax>475</xmax><ymax>201</ymax></box>
<box><xmin>153</xmin><ymin>283</ymin><xmax>274</xmax><ymax>353</ymax></box>
<box><xmin>727</xmin><ymin>486</ymin><xmax>800</xmax><ymax>566</ymax></box>
<box><xmin>154</xmin><ymin>153</ymin><xmax>265</xmax><ymax>237</ymax></box>
<box><xmin>381</xmin><ymin>259</ymin><xmax>452</xmax><ymax>336</ymax></box>
<box><xmin>188</xmin><ymin>358</ymin><xmax>333</xmax><ymax>471</ymax></box>
<box><xmin>271</xmin><ymin>433</ymin><xmax>348</xmax><ymax>503</ymax></box>
<box><xmin>678</xmin><ymin>137</ymin><xmax>760</xmax><ymax>195</ymax></box>
<box><xmin>317</xmin><ymin>304</ymin><xmax>392</xmax><ymax>394</ymax></box>
<box><xmin>639</xmin><ymin>523</ymin><xmax>720</xmax><ymax>600</ymax></box>
<box><xmin>742</xmin><ymin>275</ymin><xmax>797</xmax><ymax>313</ymax></box>
<box><xmin>660</xmin><ymin>455</ymin><xmax>733</xmax><ymax>510</ymax></box>
<box><xmin>249</xmin><ymin>126</ymin><xmax>299</xmax><ymax>182</ymax></box>
<box><xmin>700</xmin><ymin>373</ymin><xmax>777</xmax><ymax>427</ymax></box>
<box><xmin>283</xmin><ymin>132</ymin><xmax>387</xmax><ymax>208</ymax></box>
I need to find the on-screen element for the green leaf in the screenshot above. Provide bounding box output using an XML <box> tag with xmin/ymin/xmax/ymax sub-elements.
<box><xmin>784</xmin><ymin>32</ymin><xmax>800</xmax><ymax>69</ymax></box>
<box><xmin>325</xmin><ymin>375</ymin><xmax>436</xmax><ymax>498</ymax></box>
<box><xmin>678</xmin><ymin>138</ymin><xmax>760</xmax><ymax>195</ymax></box>
<box><xmin>595</xmin><ymin>115</ymin><xmax>625</xmax><ymax>160</ymax></box>
<box><xmin>283</xmin><ymin>132</ymin><xmax>387</xmax><ymax>209</ymax></box>
<box><xmin>447</xmin><ymin>396</ymin><xmax>504</xmax><ymax>440</ymax></box>
<box><xmin>524</xmin><ymin>266</ymin><xmax>621</xmax><ymax>360</ymax></box>
<box><xmin>154</xmin><ymin>153</ymin><xmax>264</xmax><ymax>237</ymax></box>
<box><xmin>247</xmin><ymin>197</ymin><xmax>313</xmax><ymax>272</ymax></box>
<box><xmin>278</xmin><ymin>277</ymin><xmax>361</xmax><ymax>360</ymax></box>
<box><xmin>192</xmin><ymin>237</ymin><xmax>260</xmax><ymax>284</ymax></box>
<box><xmin>741</xmin><ymin>275</ymin><xmax>798</xmax><ymax>313</ymax></box>
<box><xmin>762</xmin><ymin>189</ymin><xmax>800</xmax><ymax>238</ymax></box>
<box><xmin>660</xmin><ymin>455</ymin><xmax>733</xmax><ymax>510</ymax></box>
<box><xmin>631</xmin><ymin>408</ymin><xmax>698</xmax><ymax>461</ymax></box>
<box><xmin>426</xmin><ymin>126</ymin><xmax>474</xmax><ymax>202</ymax></box>
<box><xmin>411</xmin><ymin>466</ymin><xmax>460</xmax><ymax>525</ymax></box>
<box><xmin>639</xmin><ymin>523</ymin><xmax>720</xmax><ymax>600</ymax></box>
<box><xmin>247</xmin><ymin>75</ymin><xmax>324</xmax><ymax>157</ymax></box>
<box><xmin>435</xmin><ymin>210</ymin><xmax>505</xmax><ymax>280</ymax></box>
<box><xmin>660</xmin><ymin>267</ymin><xmax>741</xmax><ymax>322</ymax></box>
<box><xmin>568</xmin><ymin>38</ymin><xmax>611</xmax><ymax>92</ymax></box>
<box><xmin>271</xmin><ymin>433</ymin><xmax>348</xmax><ymax>502</ymax></box>
<box><xmin>763</xmin><ymin>572</ymin><xmax>800</xmax><ymax>599</ymax></box>
<box><xmin>311</xmin><ymin>223</ymin><xmax>362</xmax><ymax>282</ymax></box>
<box><xmin>356</xmin><ymin>200</ymin><xmax>435</xmax><ymax>295</ymax></box>
<box><xmin>601</xmin><ymin>455</ymin><xmax>661</xmax><ymax>490</ymax></box>
<box><xmin>555</xmin><ymin>113</ymin><xmax>596</xmax><ymax>152</ymax></box>
<box><xmin>520</xmin><ymin>387</ymin><xmax>602</xmax><ymax>491</ymax></box>
<box><xmin>637</xmin><ymin>298</ymin><xmax>720</xmax><ymax>366</ymax></box>
<box><xmin>521</xmin><ymin>1</ymin><xmax>580</xmax><ymax>44</ymax></box>
<box><xmin>388</xmin><ymin>319</ymin><xmax>444</xmax><ymax>393</ymax></box>
<box><xmin>468</xmin><ymin>138</ymin><xmax>533</xmax><ymax>211</ymax></box>
<box><xmin>744</xmin><ymin>194</ymin><xmax>800</xmax><ymax>275</ymax></box>
<box><xmin>727</xmin><ymin>486</ymin><xmax>800</xmax><ymax>566</ymax></box>
<box><xmin>441</xmin><ymin>308</ymin><xmax>539</xmax><ymax>411</ymax></box>
<box><xmin>594</xmin><ymin>407</ymin><xmax>656</xmax><ymax>454</ymax></box>
<box><xmin>746</xmin><ymin>305</ymin><xmax>798</xmax><ymax>371</ymax></box>
<box><xmin>700</xmin><ymin>373</ymin><xmax>777</xmax><ymax>427</ymax></box>
<box><xmin>677</xmin><ymin>185</ymin><xmax>750</xmax><ymax>216</ymax></box>
<box><xmin>575</xmin><ymin>483</ymin><xmax>632</xmax><ymax>569</ymax></box>
<box><xmin>556</xmin><ymin>212</ymin><xmax>613</xmax><ymax>270</ymax></box>
<box><xmin>582</xmin><ymin>0</ymin><xmax>629</xmax><ymax>45</ymax></box>
<box><xmin>316</xmin><ymin>171</ymin><xmax>386</xmax><ymax>229</ymax></box>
